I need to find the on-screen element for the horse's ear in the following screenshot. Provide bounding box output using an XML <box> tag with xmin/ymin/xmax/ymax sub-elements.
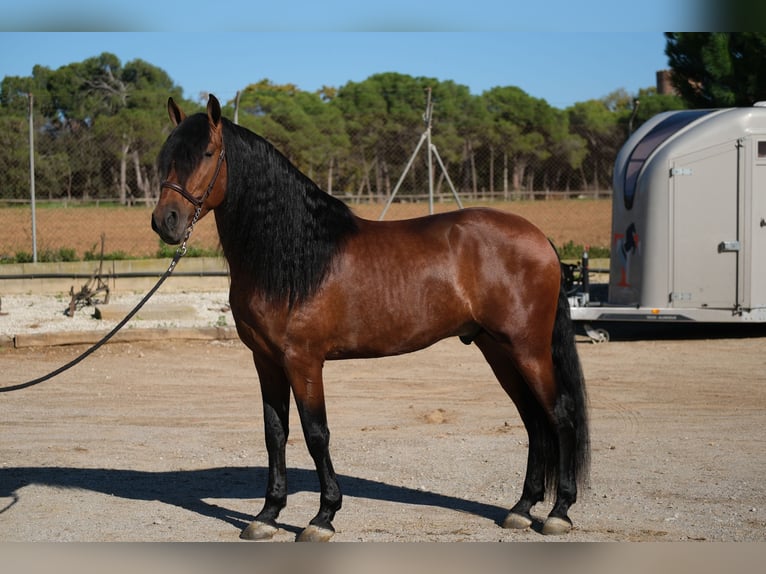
<box><xmin>207</xmin><ymin>94</ymin><xmax>223</xmax><ymax>147</ymax></box>
<box><xmin>207</xmin><ymin>94</ymin><xmax>222</xmax><ymax>127</ymax></box>
<box><xmin>167</xmin><ymin>97</ymin><xmax>186</xmax><ymax>126</ymax></box>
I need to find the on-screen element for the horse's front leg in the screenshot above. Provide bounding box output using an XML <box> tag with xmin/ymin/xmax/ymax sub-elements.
<box><xmin>240</xmin><ymin>359</ymin><xmax>291</xmax><ymax>541</ymax></box>
<box><xmin>286</xmin><ymin>353</ymin><xmax>342</xmax><ymax>542</ymax></box>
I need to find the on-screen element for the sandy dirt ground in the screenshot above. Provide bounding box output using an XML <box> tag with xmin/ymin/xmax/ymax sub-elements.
<box><xmin>1</xmin><ymin>324</ymin><xmax>765</xmax><ymax>543</ymax></box>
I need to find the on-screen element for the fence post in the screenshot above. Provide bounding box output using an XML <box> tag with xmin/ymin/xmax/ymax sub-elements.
<box><xmin>28</xmin><ymin>92</ymin><xmax>37</xmax><ymax>264</ymax></box>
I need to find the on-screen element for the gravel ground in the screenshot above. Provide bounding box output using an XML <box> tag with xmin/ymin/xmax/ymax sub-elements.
<box><xmin>1</xmin><ymin>313</ymin><xmax>765</xmax><ymax>543</ymax></box>
<box><xmin>0</xmin><ymin>292</ymin><xmax>234</xmax><ymax>338</ymax></box>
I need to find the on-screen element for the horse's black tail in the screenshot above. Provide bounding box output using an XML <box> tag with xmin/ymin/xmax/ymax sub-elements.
<box><xmin>521</xmin><ymin>260</ymin><xmax>590</xmax><ymax>500</ymax></box>
<box><xmin>548</xmin><ymin>266</ymin><xmax>591</xmax><ymax>493</ymax></box>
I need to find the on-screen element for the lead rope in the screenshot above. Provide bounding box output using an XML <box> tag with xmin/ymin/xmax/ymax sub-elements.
<box><xmin>0</xmin><ymin>206</ymin><xmax>202</xmax><ymax>394</ymax></box>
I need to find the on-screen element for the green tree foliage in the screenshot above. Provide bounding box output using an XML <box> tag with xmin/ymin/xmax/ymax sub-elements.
<box><xmin>1</xmin><ymin>52</ymin><xmax>696</xmax><ymax>204</ymax></box>
<box><xmin>568</xmin><ymin>98</ymin><xmax>622</xmax><ymax>191</ymax></box>
<box><xmin>0</xmin><ymin>52</ymin><xmax>186</xmax><ymax>203</ymax></box>
<box><xmin>237</xmin><ymin>79</ymin><xmax>349</xmax><ymax>193</ymax></box>
<box><xmin>665</xmin><ymin>32</ymin><xmax>766</xmax><ymax>108</ymax></box>
<box><xmin>482</xmin><ymin>86</ymin><xmax>562</xmax><ymax>196</ymax></box>
<box><xmin>628</xmin><ymin>87</ymin><xmax>686</xmax><ymax>133</ymax></box>
<box><xmin>333</xmin><ymin>73</ymin><xmax>440</xmax><ymax>199</ymax></box>
<box><xmin>0</xmin><ymin>115</ymin><xmax>30</xmax><ymax>199</ymax></box>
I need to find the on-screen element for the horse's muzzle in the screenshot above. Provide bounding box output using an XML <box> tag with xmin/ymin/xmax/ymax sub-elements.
<box><xmin>151</xmin><ymin>208</ymin><xmax>184</xmax><ymax>245</ymax></box>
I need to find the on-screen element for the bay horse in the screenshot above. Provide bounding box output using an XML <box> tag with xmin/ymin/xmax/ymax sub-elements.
<box><xmin>152</xmin><ymin>95</ymin><xmax>589</xmax><ymax>541</ymax></box>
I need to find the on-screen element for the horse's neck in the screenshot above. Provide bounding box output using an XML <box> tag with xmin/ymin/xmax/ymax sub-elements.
<box><xmin>213</xmin><ymin>208</ymin><xmax>239</xmax><ymax>270</ymax></box>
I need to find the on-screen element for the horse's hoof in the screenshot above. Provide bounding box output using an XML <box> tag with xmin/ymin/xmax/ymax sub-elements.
<box><xmin>240</xmin><ymin>520</ymin><xmax>278</xmax><ymax>540</ymax></box>
<box><xmin>542</xmin><ymin>516</ymin><xmax>572</xmax><ymax>535</ymax></box>
<box><xmin>502</xmin><ymin>512</ymin><xmax>533</xmax><ymax>530</ymax></box>
<box><xmin>297</xmin><ymin>524</ymin><xmax>335</xmax><ymax>542</ymax></box>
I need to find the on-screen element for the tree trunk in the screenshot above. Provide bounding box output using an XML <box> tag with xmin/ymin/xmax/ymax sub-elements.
<box><xmin>503</xmin><ymin>151</ymin><xmax>509</xmax><ymax>200</ymax></box>
<box><xmin>66</xmin><ymin>165</ymin><xmax>72</xmax><ymax>201</ymax></box>
<box><xmin>470</xmin><ymin>142</ymin><xmax>478</xmax><ymax>199</ymax></box>
<box><xmin>119</xmin><ymin>135</ymin><xmax>130</xmax><ymax>205</ymax></box>
<box><xmin>132</xmin><ymin>150</ymin><xmax>150</xmax><ymax>204</ymax></box>
<box><xmin>489</xmin><ymin>146</ymin><xmax>495</xmax><ymax>194</ymax></box>
<box><xmin>592</xmin><ymin>157</ymin><xmax>599</xmax><ymax>192</ymax></box>
<box><xmin>381</xmin><ymin>158</ymin><xmax>391</xmax><ymax>200</ymax></box>
<box><xmin>375</xmin><ymin>152</ymin><xmax>384</xmax><ymax>201</ymax></box>
<box><xmin>525</xmin><ymin>169</ymin><xmax>534</xmax><ymax>200</ymax></box>
<box><xmin>356</xmin><ymin>155</ymin><xmax>374</xmax><ymax>203</ymax></box>
<box><xmin>512</xmin><ymin>158</ymin><xmax>527</xmax><ymax>199</ymax></box>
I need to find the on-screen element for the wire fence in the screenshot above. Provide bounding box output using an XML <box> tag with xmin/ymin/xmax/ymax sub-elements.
<box><xmin>0</xmin><ymin>197</ymin><xmax>612</xmax><ymax>264</ymax></box>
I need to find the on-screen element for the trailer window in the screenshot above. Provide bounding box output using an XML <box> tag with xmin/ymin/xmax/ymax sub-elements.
<box><xmin>759</xmin><ymin>140</ymin><xmax>766</xmax><ymax>158</ymax></box>
<box><xmin>624</xmin><ymin>109</ymin><xmax>714</xmax><ymax>209</ymax></box>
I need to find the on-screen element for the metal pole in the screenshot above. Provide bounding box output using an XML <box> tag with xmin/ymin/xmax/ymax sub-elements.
<box><xmin>233</xmin><ymin>90</ymin><xmax>241</xmax><ymax>125</ymax></box>
<box><xmin>425</xmin><ymin>87</ymin><xmax>434</xmax><ymax>215</ymax></box>
<box><xmin>430</xmin><ymin>144</ymin><xmax>464</xmax><ymax>209</ymax></box>
<box><xmin>378</xmin><ymin>86</ymin><xmax>463</xmax><ymax>220</ymax></box>
<box><xmin>378</xmin><ymin>132</ymin><xmax>427</xmax><ymax>220</ymax></box>
<box><xmin>28</xmin><ymin>92</ymin><xmax>37</xmax><ymax>264</ymax></box>
<box><xmin>628</xmin><ymin>98</ymin><xmax>640</xmax><ymax>136</ymax></box>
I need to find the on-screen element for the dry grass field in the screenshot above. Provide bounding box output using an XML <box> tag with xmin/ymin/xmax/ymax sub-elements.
<box><xmin>0</xmin><ymin>199</ymin><xmax>611</xmax><ymax>261</ymax></box>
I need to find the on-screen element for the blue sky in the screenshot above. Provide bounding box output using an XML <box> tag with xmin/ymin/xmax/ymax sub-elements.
<box><xmin>0</xmin><ymin>1</ymin><xmax>704</xmax><ymax>110</ymax></box>
<box><xmin>1</xmin><ymin>32</ymin><xmax>672</xmax><ymax>110</ymax></box>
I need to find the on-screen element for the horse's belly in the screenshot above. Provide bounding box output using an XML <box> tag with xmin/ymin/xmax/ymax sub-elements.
<box><xmin>324</xmin><ymin>289</ymin><xmax>475</xmax><ymax>359</ymax></box>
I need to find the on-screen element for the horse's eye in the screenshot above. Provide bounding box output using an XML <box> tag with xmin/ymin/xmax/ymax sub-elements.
<box><xmin>204</xmin><ymin>150</ymin><xmax>214</xmax><ymax>158</ymax></box>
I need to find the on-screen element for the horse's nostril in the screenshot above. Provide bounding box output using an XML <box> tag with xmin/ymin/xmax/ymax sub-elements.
<box><xmin>165</xmin><ymin>210</ymin><xmax>178</xmax><ymax>230</ymax></box>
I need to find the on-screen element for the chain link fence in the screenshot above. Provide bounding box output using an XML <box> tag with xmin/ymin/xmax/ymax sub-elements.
<box><xmin>0</xmin><ymin>198</ymin><xmax>612</xmax><ymax>265</ymax></box>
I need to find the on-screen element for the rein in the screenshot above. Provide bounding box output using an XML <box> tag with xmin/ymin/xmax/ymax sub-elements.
<box><xmin>0</xmin><ymin>147</ymin><xmax>226</xmax><ymax>394</ymax></box>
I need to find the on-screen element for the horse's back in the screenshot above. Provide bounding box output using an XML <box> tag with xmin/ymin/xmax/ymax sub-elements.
<box><xmin>349</xmin><ymin>207</ymin><xmax>560</xmax><ymax>292</ymax></box>
<box><xmin>377</xmin><ymin>207</ymin><xmax>560</xmax><ymax>285</ymax></box>
<box><xmin>359</xmin><ymin>207</ymin><xmax>554</xmax><ymax>253</ymax></box>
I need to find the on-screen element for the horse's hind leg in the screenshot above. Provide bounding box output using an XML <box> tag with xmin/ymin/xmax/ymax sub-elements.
<box><xmin>475</xmin><ymin>335</ymin><xmax>549</xmax><ymax>530</ymax></box>
<box><xmin>476</xmin><ymin>331</ymin><xmax>583</xmax><ymax>535</ymax></box>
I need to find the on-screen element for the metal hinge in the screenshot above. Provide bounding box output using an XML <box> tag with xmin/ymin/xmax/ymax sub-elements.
<box><xmin>670</xmin><ymin>167</ymin><xmax>693</xmax><ymax>176</ymax></box>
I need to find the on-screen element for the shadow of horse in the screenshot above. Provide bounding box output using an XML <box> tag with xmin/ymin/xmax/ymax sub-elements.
<box><xmin>0</xmin><ymin>466</ymin><xmax>508</xmax><ymax>538</ymax></box>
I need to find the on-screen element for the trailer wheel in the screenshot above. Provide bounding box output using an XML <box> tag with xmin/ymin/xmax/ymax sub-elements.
<box><xmin>583</xmin><ymin>324</ymin><xmax>610</xmax><ymax>344</ymax></box>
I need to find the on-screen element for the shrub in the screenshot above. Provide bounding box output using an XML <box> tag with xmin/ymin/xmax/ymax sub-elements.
<box><xmin>556</xmin><ymin>240</ymin><xmax>610</xmax><ymax>261</ymax></box>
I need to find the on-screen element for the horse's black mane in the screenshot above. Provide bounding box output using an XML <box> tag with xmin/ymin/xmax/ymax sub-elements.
<box><xmin>160</xmin><ymin>113</ymin><xmax>358</xmax><ymax>304</ymax></box>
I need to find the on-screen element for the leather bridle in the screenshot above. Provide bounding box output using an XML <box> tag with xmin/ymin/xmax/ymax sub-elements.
<box><xmin>159</xmin><ymin>146</ymin><xmax>226</xmax><ymax>257</ymax></box>
<box><xmin>160</xmin><ymin>146</ymin><xmax>226</xmax><ymax>209</ymax></box>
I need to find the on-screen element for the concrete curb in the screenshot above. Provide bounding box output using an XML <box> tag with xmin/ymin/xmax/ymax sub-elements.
<box><xmin>93</xmin><ymin>303</ymin><xmax>199</xmax><ymax>321</ymax></box>
<box><xmin>6</xmin><ymin>326</ymin><xmax>239</xmax><ymax>349</ymax></box>
<box><xmin>0</xmin><ymin>257</ymin><xmax>230</xmax><ymax>295</ymax></box>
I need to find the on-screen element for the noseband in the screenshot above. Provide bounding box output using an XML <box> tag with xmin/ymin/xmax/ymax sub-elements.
<box><xmin>161</xmin><ymin>147</ymin><xmax>226</xmax><ymax>209</ymax></box>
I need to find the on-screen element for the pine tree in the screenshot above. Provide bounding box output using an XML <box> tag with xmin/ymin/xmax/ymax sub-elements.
<box><xmin>665</xmin><ymin>32</ymin><xmax>766</xmax><ymax>108</ymax></box>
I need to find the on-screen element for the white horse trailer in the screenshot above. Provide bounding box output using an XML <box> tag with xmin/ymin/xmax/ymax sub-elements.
<box><xmin>570</xmin><ymin>103</ymin><xmax>766</xmax><ymax>341</ymax></box>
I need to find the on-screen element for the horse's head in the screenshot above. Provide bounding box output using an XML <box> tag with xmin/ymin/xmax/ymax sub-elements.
<box><xmin>152</xmin><ymin>94</ymin><xmax>227</xmax><ymax>245</ymax></box>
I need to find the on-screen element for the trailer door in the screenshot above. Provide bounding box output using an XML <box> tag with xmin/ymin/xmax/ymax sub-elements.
<box><xmin>671</xmin><ymin>142</ymin><xmax>739</xmax><ymax>310</ymax></box>
<box><xmin>749</xmin><ymin>138</ymin><xmax>766</xmax><ymax>308</ymax></box>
